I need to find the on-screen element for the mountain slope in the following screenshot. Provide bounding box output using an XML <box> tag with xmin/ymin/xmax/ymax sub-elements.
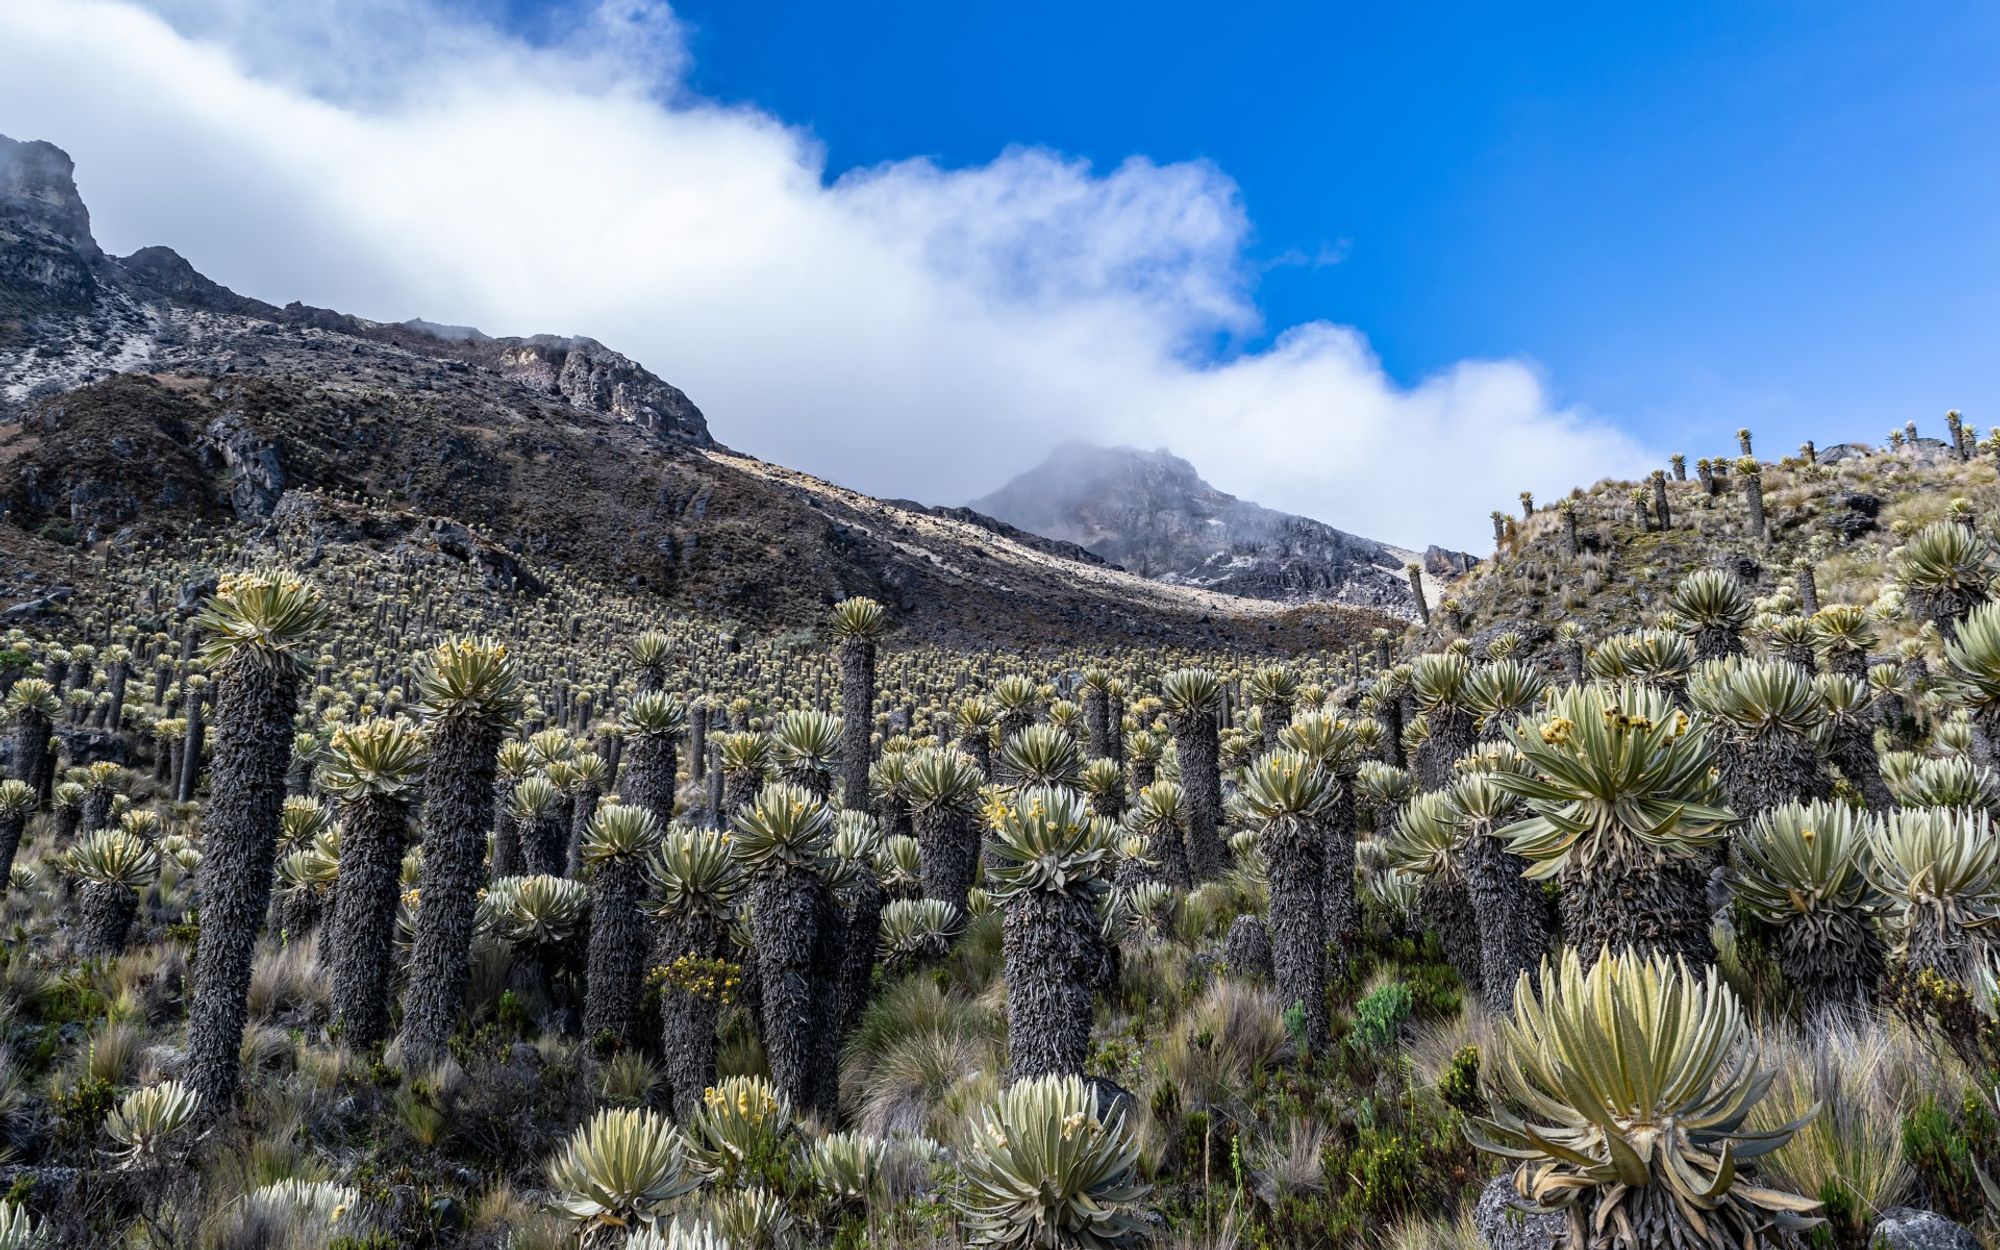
<box><xmin>0</xmin><ymin>135</ymin><xmax>1393</xmax><ymax>651</ymax></box>
<box><xmin>970</xmin><ymin>440</ymin><xmax>1452</xmax><ymax>614</ymax></box>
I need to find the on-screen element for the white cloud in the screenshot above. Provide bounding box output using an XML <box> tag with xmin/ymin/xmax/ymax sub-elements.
<box><xmin>0</xmin><ymin>0</ymin><xmax>1651</xmax><ymax>550</ymax></box>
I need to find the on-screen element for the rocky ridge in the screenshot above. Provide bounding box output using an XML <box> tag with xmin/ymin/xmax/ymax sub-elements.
<box><xmin>0</xmin><ymin>135</ymin><xmax>1393</xmax><ymax>652</ymax></box>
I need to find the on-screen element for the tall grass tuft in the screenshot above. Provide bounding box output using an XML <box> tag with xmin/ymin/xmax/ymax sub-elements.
<box><xmin>1754</xmin><ymin>1012</ymin><xmax>1938</xmax><ymax>1238</ymax></box>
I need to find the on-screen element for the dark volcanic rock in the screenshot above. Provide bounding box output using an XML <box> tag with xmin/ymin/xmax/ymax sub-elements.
<box><xmin>0</xmin><ymin>586</ymin><xmax>70</xmax><ymax>621</ymax></box>
<box><xmin>969</xmin><ymin>440</ymin><xmax>1433</xmax><ymax>614</ymax></box>
<box><xmin>1827</xmin><ymin>493</ymin><xmax>1882</xmax><ymax>539</ymax></box>
<box><xmin>0</xmin><ymin>136</ymin><xmax>105</xmax><ymax>319</ymax></box>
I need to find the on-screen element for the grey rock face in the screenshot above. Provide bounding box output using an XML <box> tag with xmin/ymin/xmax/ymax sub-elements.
<box><xmin>0</xmin><ymin>135</ymin><xmax>105</xmax><ymax>314</ymax></box>
<box><xmin>497</xmin><ymin>335</ymin><xmax>711</xmax><ymax>445</ymax></box>
<box><xmin>1870</xmin><ymin>1207</ymin><xmax>1979</xmax><ymax>1250</ymax></box>
<box><xmin>1473</xmin><ymin>1174</ymin><xmax>1565</xmax><ymax>1250</ymax></box>
<box><xmin>0</xmin><ymin>138</ymin><xmax>96</xmax><ymax>252</ymax></box>
<box><xmin>968</xmin><ymin>441</ymin><xmax>1449</xmax><ymax>614</ymax></box>
<box><xmin>418</xmin><ymin>518</ymin><xmax>541</xmax><ymax>594</ymax></box>
<box><xmin>203</xmin><ymin>411</ymin><xmax>286</xmax><ymax>521</ymax></box>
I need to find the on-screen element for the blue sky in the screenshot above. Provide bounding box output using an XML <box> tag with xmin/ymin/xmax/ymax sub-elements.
<box><xmin>644</xmin><ymin>0</ymin><xmax>2000</xmax><ymax>454</ymax></box>
<box><xmin>3</xmin><ymin>0</ymin><xmax>1995</xmax><ymax>547</ymax></box>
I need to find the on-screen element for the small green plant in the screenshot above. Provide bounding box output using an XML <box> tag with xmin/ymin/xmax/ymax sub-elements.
<box><xmin>51</xmin><ymin>1073</ymin><xmax>115</xmax><ymax>1144</ymax></box>
<box><xmin>1437</xmin><ymin>1045</ymin><xmax>1483</xmax><ymax>1115</ymax></box>
<box><xmin>1902</xmin><ymin>1096</ymin><xmax>1982</xmax><ymax>1223</ymax></box>
<box><xmin>1281</xmin><ymin>1001</ymin><xmax>1308</xmax><ymax>1052</ymax></box>
<box><xmin>1348</xmin><ymin>982</ymin><xmax>1414</xmax><ymax>1052</ymax></box>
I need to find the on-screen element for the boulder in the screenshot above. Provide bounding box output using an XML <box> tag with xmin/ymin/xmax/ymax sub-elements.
<box><xmin>1722</xmin><ymin>553</ymin><xmax>1763</xmax><ymax>584</ymax></box>
<box><xmin>54</xmin><ymin>726</ymin><xmax>126</xmax><ymax>766</ymax></box>
<box><xmin>0</xmin><ymin>586</ymin><xmax>71</xmax><ymax>622</ymax></box>
<box><xmin>1473</xmin><ymin>1174</ymin><xmax>1565</xmax><ymax>1250</ymax></box>
<box><xmin>1870</xmin><ymin>1207</ymin><xmax>1979</xmax><ymax>1250</ymax></box>
<box><xmin>1084</xmin><ymin>1075</ymin><xmax>1137</xmax><ymax>1125</ymax></box>
<box><xmin>175</xmin><ymin>569</ymin><xmax>218</xmax><ymax>615</ymax></box>
<box><xmin>1826</xmin><ymin>492</ymin><xmax>1884</xmax><ymax>540</ymax></box>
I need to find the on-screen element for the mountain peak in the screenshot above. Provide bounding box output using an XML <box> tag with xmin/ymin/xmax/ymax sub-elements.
<box><xmin>968</xmin><ymin>440</ymin><xmax>1430</xmax><ymax>612</ymax></box>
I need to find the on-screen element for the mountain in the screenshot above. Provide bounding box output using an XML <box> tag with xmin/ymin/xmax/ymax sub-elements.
<box><xmin>0</xmin><ymin>135</ymin><xmax>1393</xmax><ymax>651</ymax></box>
<box><xmin>969</xmin><ymin>441</ymin><xmax>1460</xmax><ymax>615</ymax></box>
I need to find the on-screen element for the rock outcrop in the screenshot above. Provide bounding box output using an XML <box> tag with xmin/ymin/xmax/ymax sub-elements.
<box><xmin>0</xmin><ymin>136</ymin><xmax>106</xmax><ymax>320</ymax></box>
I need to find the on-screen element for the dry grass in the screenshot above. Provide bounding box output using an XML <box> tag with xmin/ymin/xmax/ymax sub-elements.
<box><xmin>246</xmin><ymin>940</ymin><xmax>328</xmax><ymax>1025</ymax></box>
<box><xmin>75</xmin><ymin>1018</ymin><xmax>145</xmax><ymax>1086</ymax></box>
<box><xmin>843</xmin><ymin>976</ymin><xmax>1005</xmax><ymax>1141</ymax></box>
<box><xmin>1249</xmin><ymin>1117</ymin><xmax>1331</xmax><ymax>1200</ymax></box>
<box><xmin>1404</xmin><ymin>998</ymin><xmax>1498</xmax><ymax>1092</ymax></box>
<box><xmin>1153</xmin><ymin>980</ymin><xmax>1293</xmax><ymax>1120</ymax></box>
<box><xmin>1753</xmin><ymin>1011</ymin><xmax>1948</xmax><ymax>1235</ymax></box>
<box><xmin>1380</xmin><ymin>1205</ymin><xmax>1485</xmax><ymax>1250</ymax></box>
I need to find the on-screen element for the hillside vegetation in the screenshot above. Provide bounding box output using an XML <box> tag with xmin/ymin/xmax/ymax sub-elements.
<box><xmin>0</xmin><ymin>415</ymin><xmax>1988</xmax><ymax>1250</ymax></box>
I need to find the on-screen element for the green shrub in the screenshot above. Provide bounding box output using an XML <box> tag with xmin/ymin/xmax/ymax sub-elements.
<box><xmin>1348</xmin><ymin>982</ymin><xmax>1414</xmax><ymax>1053</ymax></box>
<box><xmin>1437</xmin><ymin>1046</ymin><xmax>1483</xmax><ymax>1116</ymax></box>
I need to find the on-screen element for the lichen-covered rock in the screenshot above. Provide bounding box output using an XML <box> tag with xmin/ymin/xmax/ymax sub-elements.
<box><xmin>202</xmin><ymin>408</ymin><xmax>286</xmax><ymax>521</ymax></box>
<box><xmin>1473</xmin><ymin>1174</ymin><xmax>1565</xmax><ymax>1250</ymax></box>
<box><xmin>1870</xmin><ymin>1207</ymin><xmax>1979</xmax><ymax>1250</ymax></box>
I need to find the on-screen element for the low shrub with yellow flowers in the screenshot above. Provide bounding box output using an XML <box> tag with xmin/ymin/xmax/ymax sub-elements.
<box><xmin>648</xmin><ymin>954</ymin><xmax>742</xmax><ymax>1003</ymax></box>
